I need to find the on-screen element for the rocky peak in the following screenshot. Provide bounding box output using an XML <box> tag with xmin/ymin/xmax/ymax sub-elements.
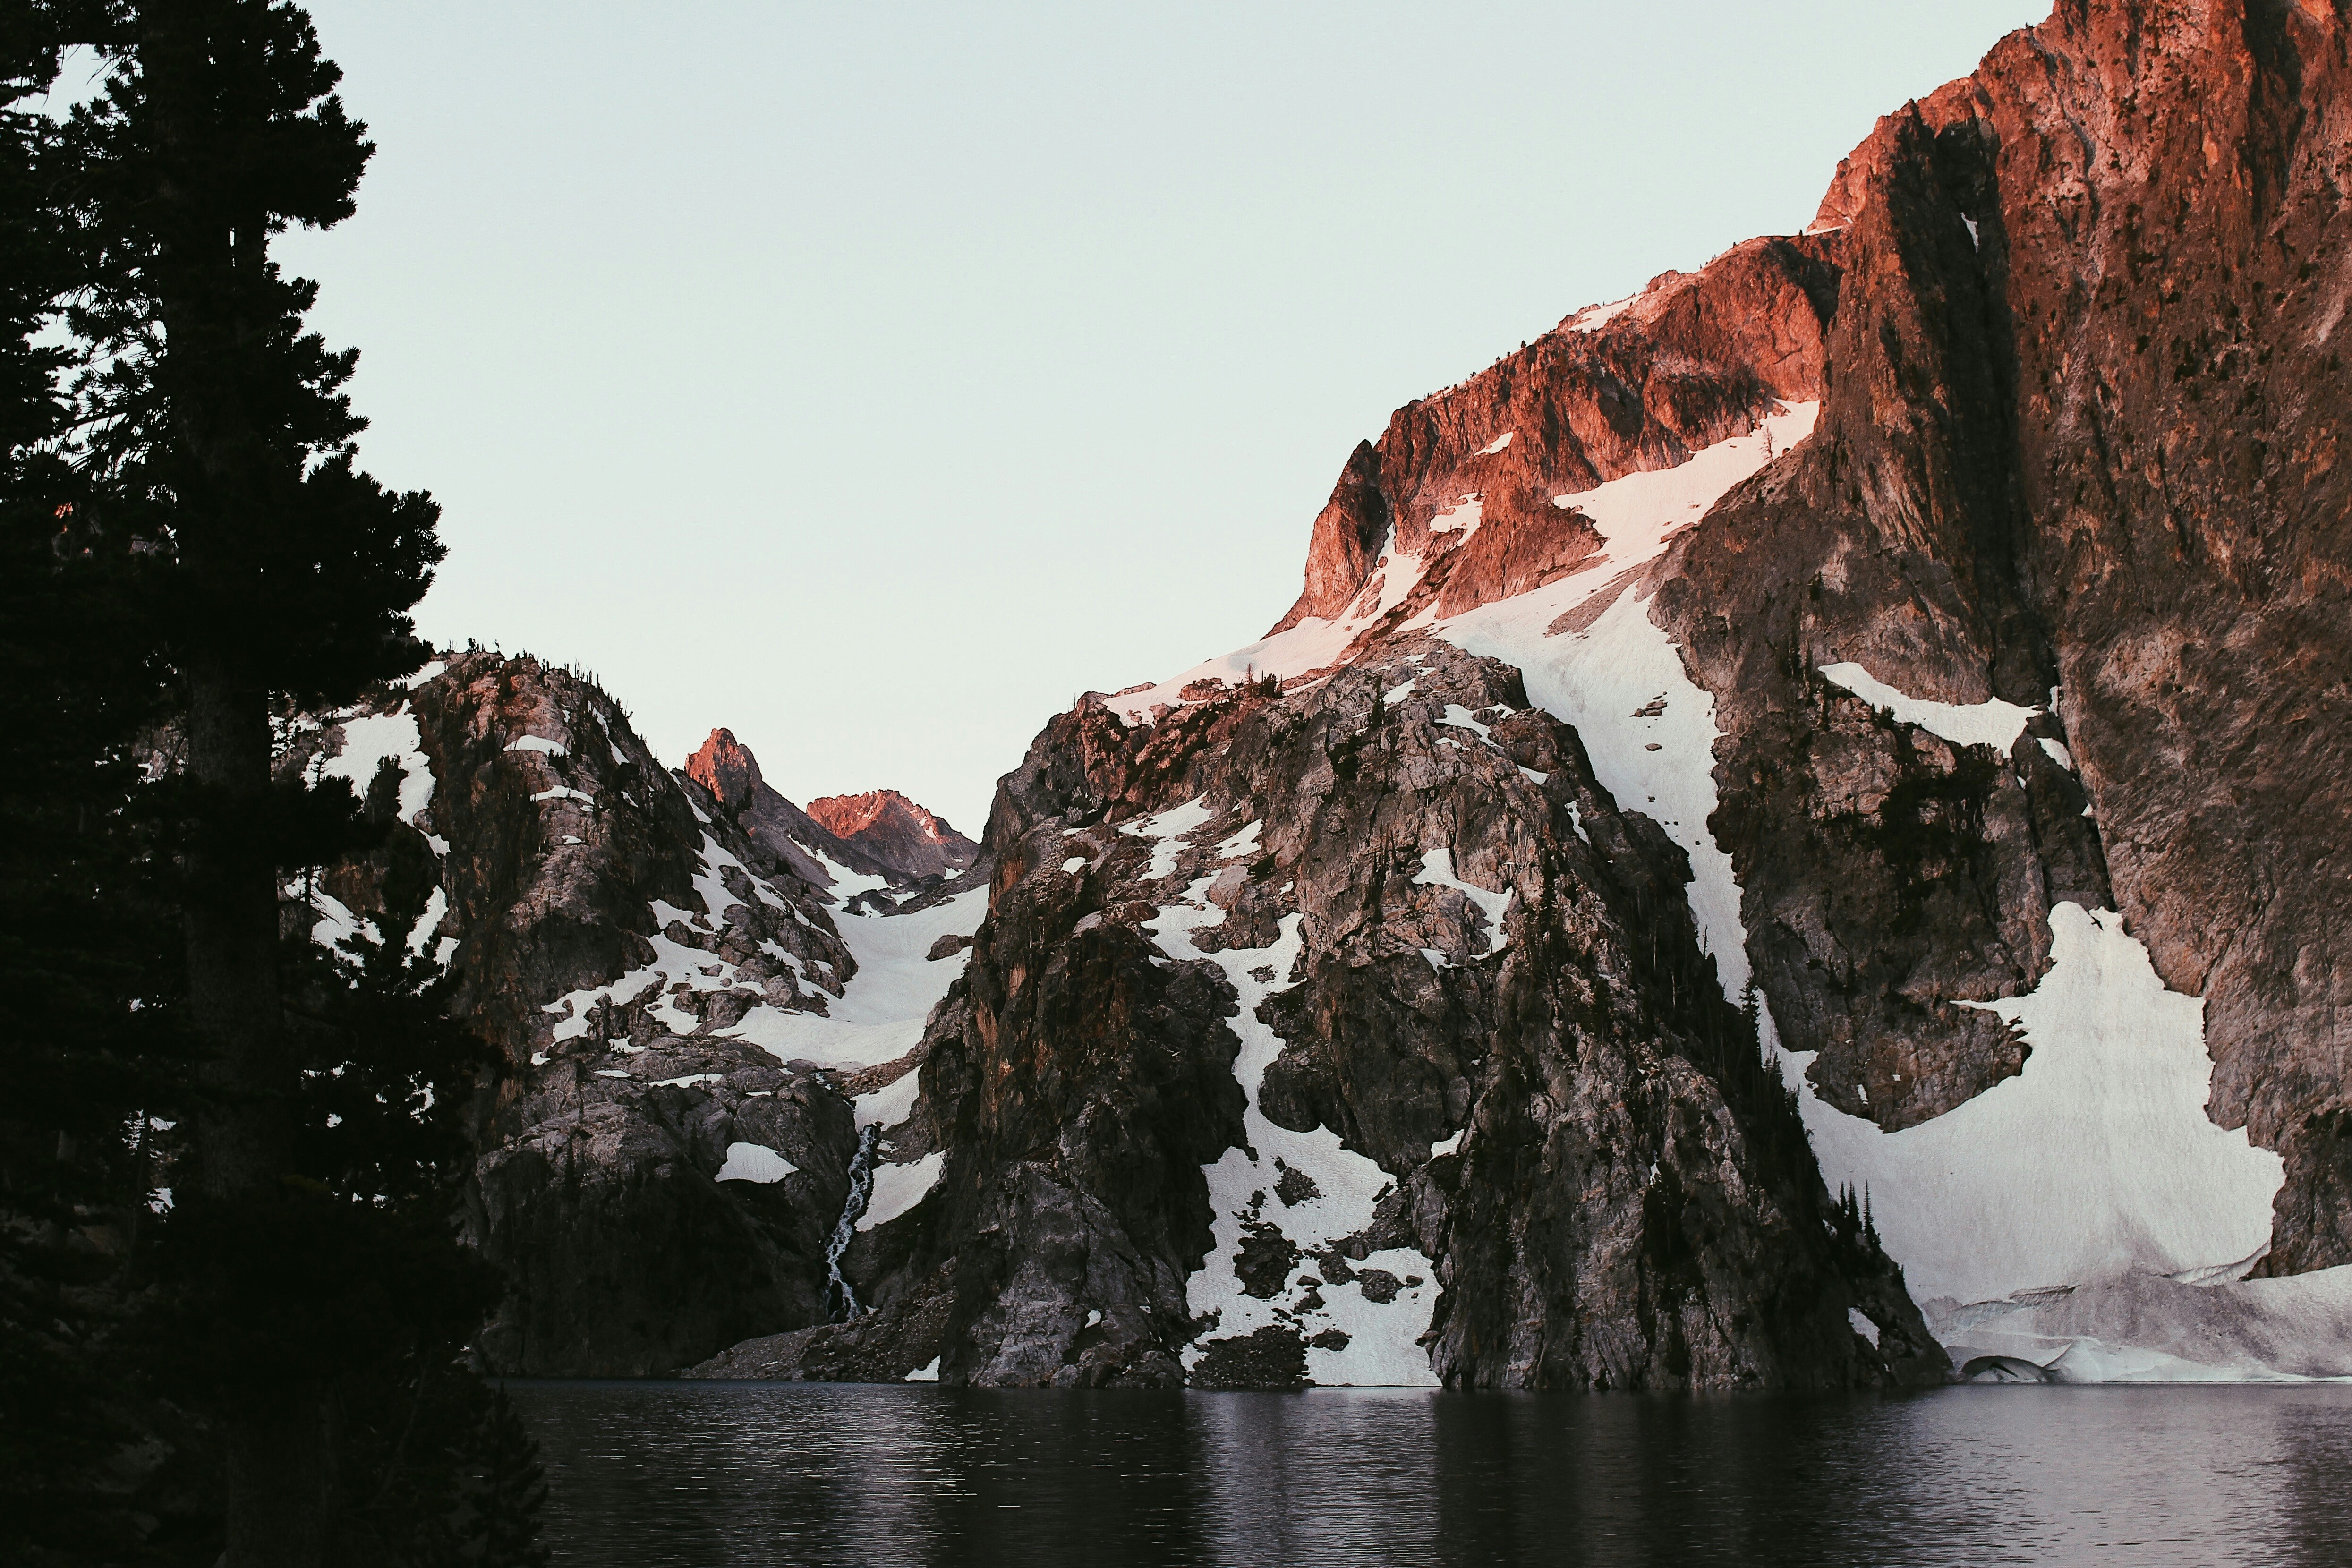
<box><xmin>685</xmin><ymin>727</ymin><xmax>763</xmax><ymax>810</ymax></box>
<box><xmin>807</xmin><ymin>790</ymin><xmax>979</xmax><ymax>882</ymax></box>
<box><xmin>1268</xmin><ymin>232</ymin><xmax>1840</xmax><ymax>639</ymax></box>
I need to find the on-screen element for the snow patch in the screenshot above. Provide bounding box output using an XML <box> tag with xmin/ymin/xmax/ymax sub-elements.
<box><xmin>727</xmin><ymin>886</ymin><xmax>986</xmax><ymax>1070</ymax></box>
<box><xmin>1427</xmin><ymin>494</ymin><xmax>1483</xmax><ymax>534</ymax></box>
<box><xmin>405</xmin><ymin>886</ymin><xmax>449</xmax><ymax>959</ymax></box>
<box><xmin>1816</xmin><ymin>661</ymin><xmax>2039</xmax><ymax>753</ymax></box>
<box><xmin>1568</xmin><ymin>294</ymin><xmax>1637</xmax><ymax>332</ymax></box>
<box><xmin>904</xmin><ymin>1356</ymin><xmax>941</xmax><ymax>1382</ymax></box>
<box><xmin>1800</xmin><ymin>903</ymin><xmax>2284</xmax><ymax>1305</ymax></box>
<box><xmin>1215</xmin><ymin>819</ymin><xmax>1264</xmax><ymax>861</ymax></box>
<box><xmin>716</xmin><ymin>1142</ymin><xmax>797</xmax><ymax>1184</ymax></box>
<box><xmin>857</xmin><ymin>1150</ymin><xmax>945</xmax><ymax>1231</ymax></box>
<box><xmin>1411</xmin><ymin>848</ymin><xmax>1512</xmax><ymax>958</ymax></box>
<box><xmin>1476</xmin><ymin>431</ymin><xmax>1515</xmax><ymax>455</ymax></box>
<box><xmin>854</xmin><ymin>1069</ymin><xmax>924</xmax><ymax>1131</ymax></box>
<box><xmin>321</xmin><ymin>709</ymin><xmax>435</xmax><ymax>826</ymax></box>
<box><xmin>1119</xmin><ymin>796</ymin><xmax>1213</xmax><ymax>881</ymax></box>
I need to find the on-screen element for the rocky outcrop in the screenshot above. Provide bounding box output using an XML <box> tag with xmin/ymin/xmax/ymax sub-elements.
<box><xmin>1271</xmin><ymin>235</ymin><xmax>1839</xmax><ymax>637</ymax></box>
<box><xmin>1649</xmin><ymin>0</ymin><xmax>2352</xmax><ymax>1271</ymax></box>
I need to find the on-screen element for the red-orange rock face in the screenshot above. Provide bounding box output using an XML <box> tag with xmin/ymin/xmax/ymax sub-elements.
<box><xmin>807</xmin><ymin>789</ymin><xmax>980</xmax><ymax>882</ymax></box>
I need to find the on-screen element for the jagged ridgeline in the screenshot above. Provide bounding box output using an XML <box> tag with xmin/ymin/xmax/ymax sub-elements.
<box><xmin>312</xmin><ymin>0</ymin><xmax>2352</xmax><ymax>1387</ymax></box>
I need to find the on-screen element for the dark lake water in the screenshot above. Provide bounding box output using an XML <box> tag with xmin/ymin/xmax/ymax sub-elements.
<box><xmin>512</xmin><ymin>1381</ymin><xmax>2352</xmax><ymax>1567</ymax></box>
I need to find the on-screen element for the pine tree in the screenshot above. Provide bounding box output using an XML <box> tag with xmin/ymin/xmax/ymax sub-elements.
<box><xmin>42</xmin><ymin>5</ymin><xmax>497</xmax><ymax>1562</ymax></box>
<box><xmin>0</xmin><ymin>15</ymin><xmax>190</xmax><ymax>1563</ymax></box>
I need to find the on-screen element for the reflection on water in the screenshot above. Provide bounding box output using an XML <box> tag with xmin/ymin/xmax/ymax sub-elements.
<box><xmin>513</xmin><ymin>1381</ymin><xmax>2352</xmax><ymax>1567</ymax></box>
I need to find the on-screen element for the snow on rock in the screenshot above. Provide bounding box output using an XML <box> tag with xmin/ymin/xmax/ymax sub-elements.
<box><xmin>903</xmin><ymin>1355</ymin><xmax>941</xmax><ymax>1382</ymax></box>
<box><xmin>853</xmin><ymin>1068</ymin><xmax>924</xmax><ymax>1131</ymax></box>
<box><xmin>1940</xmin><ymin>1265</ymin><xmax>2352</xmax><ymax>1383</ymax></box>
<box><xmin>504</xmin><ymin>735</ymin><xmax>569</xmax><ymax>757</ymax></box>
<box><xmin>727</xmin><ymin>885</ymin><xmax>986</xmax><ymax>1069</ymax></box>
<box><xmin>2039</xmin><ymin>737</ymin><xmax>2077</xmax><ymax>771</ymax></box>
<box><xmin>1425</xmin><ymin>395</ymin><xmax>2318</xmax><ymax>1377</ymax></box>
<box><xmin>1848</xmin><ymin>1307</ymin><xmax>1882</xmax><ymax>1348</ymax></box>
<box><xmin>406</xmin><ymin>886</ymin><xmax>450</xmax><ymax>959</ymax></box>
<box><xmin>1446</xmin><ymin>584</ymin><xmax>1752</xmax><ymax>998</ymax></box>
<box><xmin>1215</xmin><ymin>819</ymin><xmax>1263</xmax><ymax>861</ymax></box>
<box><xmin>1119</xmin><ymin>796</ymin><xmax>1213</xmax><ymax>881</ymax></box>
<box><xmin>857</xmin><ymin>1150</ymin><xmax>945</xmax><ymax>1232</ymax></box>
<box><xmin>1816</xmin><ymin>661</ymin><xmax>2040</xmax><ymax>753</ymax></box>
<box><xmin>1106</xmin><ymin>405</ymin><xmax>1818</xmax><ymax>729</ymax></box>
<box><xmin>809</xmin><ymin>845</ymin><xmax>893</xmax><ymax>906</ymax></box>
<box><xmin>1411</xmin><ymin>848</ymin><xmax>1511</xmax><ymax>957</ymax></box>
<box><xmin>1799</xmin><ymin>903</ymin><xmax>2284</xmax><ymax>1306</ymax></box>
<box><xmin>320</xmin><ymin>709</ymin><xmax>435</xmax><ymax>826</ymax></box>
<box><xmin>1568</xmin><ymin>294</ymin><xmax>1637</xmax><ymax>332</ymax></box>
<box><xmin>1150</xmin><ymin>885</ymin><xmax>1441</xmax><ymax>1387</ymax></box>
<box><xmin>1476</xmin><ymin>431</ymin><xmax>1515</xmax><ymax>455</ymax></box>
<box><xmin>1437</xmin><ymin>704</ymin><xmax>1496</xmax><ymax>743</ymax></box>
<box><xmin>1427</xmin><ymin>494</ymin><xmax>1483</xmax><ymax>534</ymax></box>
<box><xmin>1535</xmin><ymin>401</ymin><xmax>1819</xmax><ymax>565</ymax></box>
<box><xmin>715</xmin><ymin>1142</ymin><xmax>797</xmax><ymax>1184</ymax></box>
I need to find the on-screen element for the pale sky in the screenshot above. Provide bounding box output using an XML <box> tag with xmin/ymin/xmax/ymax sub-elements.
<box><xmin>281</xmin><ymin>1</ymin><xmax>2047</xmax><ymax>833</ymax></box>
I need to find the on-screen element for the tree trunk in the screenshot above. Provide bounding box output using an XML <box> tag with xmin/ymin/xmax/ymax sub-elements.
<box><xmin>184</xmin><ymin>658</ymin><xmax>282</xmax><ymax>1204</ymax></box>
<box><xmin>183</xmin><ymin>656</ymin><xmax>339</xmax><ymax>1568</ymax></box>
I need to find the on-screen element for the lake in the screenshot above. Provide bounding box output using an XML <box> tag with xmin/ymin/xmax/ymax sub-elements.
<box><xmin>513</xmin><ymin>1381</ymin><xmax>2352</xmax><ymax>1567</ymax></box>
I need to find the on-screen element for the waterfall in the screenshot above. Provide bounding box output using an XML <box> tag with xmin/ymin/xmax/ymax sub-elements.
<box><xmin>824</xmin><ymin>1125</ymin><xmax>880</xmax><ymax>1321</ymax></box>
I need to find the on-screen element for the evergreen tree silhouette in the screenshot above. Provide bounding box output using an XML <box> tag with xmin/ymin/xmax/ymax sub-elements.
<box><xmin>9</xmin><ymin>4</ymin><xmax>541</xmax><ymax>1562</ymax></box>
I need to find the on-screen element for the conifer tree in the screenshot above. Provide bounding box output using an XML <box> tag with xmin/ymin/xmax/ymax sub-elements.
<box><xmin>0</xmin><ymin>15</ymin><xmax>189</xmax><ymax>1562</ymax></box>
<box><xmin>39</xmin><ymin>4</ymin><xmax>510</xmax><ymax>1562</ymax></box>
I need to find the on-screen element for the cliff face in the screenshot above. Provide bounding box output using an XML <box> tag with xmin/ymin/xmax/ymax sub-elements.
<box><xmin>1653</xmin><ymin>0</ymin><xmax>2352</xmax><ymax>1278</ymax></box>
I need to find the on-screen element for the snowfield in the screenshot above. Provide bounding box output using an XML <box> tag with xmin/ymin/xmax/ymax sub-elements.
<box><xmin>725</xmin><ymin>885</ymin><xmax>986</xmax><ymax>1069</ymax></box>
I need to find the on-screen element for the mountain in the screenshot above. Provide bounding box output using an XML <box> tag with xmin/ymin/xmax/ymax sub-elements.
<box><xmin>277</xmin><ymin>656</ymin><xmax>981</xmax><ymax>1375</ymax></box>
<box><xmin>689</xmin><ymin>0</ymin><xmax>2352</xmax><ymax>1387</ymax></box>
<box><xmin>295</xmin><ymin>0</ymin><xmax>2352</xmax><ymax>1387</ymax></box>
<box><xmin>683</xmin><ymin>729</ymin><xmax>979</xmax><ymax>907</ymax></box>
<box><xmin>806</xmin><ymin>790</ymin><xmax>980</xmax><ymax>884</ymax></box>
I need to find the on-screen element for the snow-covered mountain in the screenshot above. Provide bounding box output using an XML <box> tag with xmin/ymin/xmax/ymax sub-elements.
<box><xmin>300</xmin><ymin>0</ymin><xmax>2352</xmax><ymax>1387</ymax></box>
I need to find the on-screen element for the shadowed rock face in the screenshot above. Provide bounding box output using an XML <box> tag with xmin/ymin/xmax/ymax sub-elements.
<box><xmin>285</xmin><ymin>658</ymin><xmax>882</xmax><ymax>1375</ymax></box>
